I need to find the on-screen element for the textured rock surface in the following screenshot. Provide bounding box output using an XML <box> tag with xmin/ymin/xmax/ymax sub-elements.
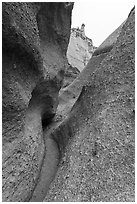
<box><xmin>2</xmin><ymin>2</ymin><xmax>73</xmax><ymax>202</ymax></box>
<box><xmin>44</xmin><ymin>7</ymin><xmax>135</xmax><ymax>202</ymax></box>
<box><xmin>67</xmin><ymin>25</ymin><xmax>97</xmax><ymax>71</ymax></box>
<box><xmin>93</xmin><ymin>20</ymin><xmax>126</xmax><ymax>56</ymax></box>
<box><xmin>62</xmin><ymin>63</ymin><xmax>80</xmax><ymax>88</ymax></box>
<box><xmin>58</xmin><ymin>20</ymin><xmax>126</xmax><ymax>119</ymax></box>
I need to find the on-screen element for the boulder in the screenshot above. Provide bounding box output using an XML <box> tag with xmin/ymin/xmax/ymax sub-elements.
<box><xmin>2</xmin><ymin>2</ymin><xmax>73</xmax><ymax>201</ymax></box>
<box><xmin>44</xmin><ymin>7</ymin><xmax>135</xmax><ymax>202</ymax></box>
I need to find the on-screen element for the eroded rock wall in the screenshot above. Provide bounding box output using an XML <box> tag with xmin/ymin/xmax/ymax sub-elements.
<box><xmin>58</xmin><ymin>19</ymin><xmax>126</xmax><ymax>118</ymax></box>
<box><xmin>44</xmin><ymin>7</ymin><xmax>135</xmax><ymax>202</ymax></box>
<box><xmin>2</xmin><ymin>2</ymin><xmax>73</xmax><ymax>202</ymax></box>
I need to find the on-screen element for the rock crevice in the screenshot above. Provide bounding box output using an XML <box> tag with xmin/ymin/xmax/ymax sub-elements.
<box><xmin>2</xmin><ymin>2</ymin><xmax>135</xmax><ymax>202</ymax></box>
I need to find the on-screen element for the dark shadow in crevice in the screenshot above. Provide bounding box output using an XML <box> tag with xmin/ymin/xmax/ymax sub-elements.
<box><xmin>42</xmin><ymin>113</ymin><xmax>55</xmax><ymax>130</ymax></box>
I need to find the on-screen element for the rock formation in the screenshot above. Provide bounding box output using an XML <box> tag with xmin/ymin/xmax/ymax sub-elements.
<box><xmin>44</xmin><ymin>7</ymin><xmax>135</xmax><ymax>202</ymax></box>
<box><xmin>59</xmin><ymin>19</ymin><xmax>127</xmax><ymax>117</ymax></box>
<box><xmin>2</xmin><ymin>2</ymin><xmax>135</xmax><ymax>202</ymax></box>
<box><xmin>2</xmin><ymin>2</ymin><xmax>73</xmax><ymax>202</ymax></box>
<box><xmin>67</xmin><ymin>24</ymin><xmax>97</xmax><ymax>71</ymax></box>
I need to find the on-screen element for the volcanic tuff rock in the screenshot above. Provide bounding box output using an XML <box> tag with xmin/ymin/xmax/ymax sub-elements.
<box><xmin>44</xmin><ymin>7</ymin><xmax>135</xmax><ymax>202</ymax></box>
<box><xmin>2</xmin><ymin>2</ymin><xmax>135</xmax><ymax>202</ymax></box>
<box><xmin>67</xmin><ymin>24</ymin><xmax>97</xmax><ymax>72</ymax></box>
<box><xmin>59</xmin><ymin>19</ymin><xmax>126</xmax><ymax>116</ymax></box>
<box><xmin>2</xmin><ymin>2</ymin><xmax>73</xmax><ymax>202</ymax></box>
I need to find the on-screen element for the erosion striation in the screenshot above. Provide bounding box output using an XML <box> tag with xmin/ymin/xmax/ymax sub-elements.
<box><xmin>2</xmin><ymin>2</ymin><xmax>73</xmax><ymax>202</ymax></box>
<box><xmin>44</xmin><ymin>7</ymin><xmax>135</xmax><ymax>202</ymax></box>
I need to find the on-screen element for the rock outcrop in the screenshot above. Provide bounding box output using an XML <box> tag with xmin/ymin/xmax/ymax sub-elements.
<box><xmin>67</xmin><ymin>24</ymin><xmax>97</xmax><ymax>71</ymax></box>
<box><xmin>2</xmin><ymin>2</ymin><xmax>73</xmax><ymax>202</ymax></box>
<box><xmin>44</xmin><ymin>7</ymin><xmax>135</xmax><ymax>202</ymax></box>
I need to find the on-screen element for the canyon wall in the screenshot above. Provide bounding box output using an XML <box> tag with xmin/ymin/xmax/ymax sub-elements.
<box><xmin>59</xmin><ymin>19</ymin><xmax>126</xmax><ymax>113</ymax></box>
<box><xmin>44</xmin><ymin>7</ymin><xmax>135</xmax><ymax>202</ymax></box>
<box><xmin>2</xmin><ymin>2</ymin><xmax>73</xmax><ymax>201</ymax></box>
<box><xmin>2</xmin><ymin>2</ymin><xmax>135</xmax><ymax>202</ymax></box>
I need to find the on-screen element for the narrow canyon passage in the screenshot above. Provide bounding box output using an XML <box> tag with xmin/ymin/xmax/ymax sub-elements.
<box><xmin>29</xmin><ymin>97</ymin><xmax>74</xmax><ymax>201</ymax></box>
<box><xmin>30</xmin><ymin>134</ymin><xmax>60</xmax><ymax>202</ymax></box>
<box><xmin>2</xmin><ymin>2</ymin><xmax>135</xmax><ymax>202</ymax></box>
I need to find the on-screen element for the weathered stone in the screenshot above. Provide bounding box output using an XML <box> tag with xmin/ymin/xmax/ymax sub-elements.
<box><xmin>3</xmin><ymin>2</ymin><xmax>135</xmax><ymax>202</ymax></box>
<box><xmin>58</xmin><ymin>19</ymin><xmax>126</xmax><ymax>118</ymax></box>
<box><xmin>67</xmin><ymin>24</ymin><xmax>97</xmax><ymax>71</ymax></box>
<box><xmin>44</xmin><ymin>7</ymin><xmax>135</xmax><ymax>202</ymax></box>
<box><xmin>93</xmin><ymin>20</ymin><xmax>126</xmax><ymax>56</ymax></box>
<box><xmin>2</xmin><ymin>2</ymin><xmax>73</xmax><ymax>202</ymax></box>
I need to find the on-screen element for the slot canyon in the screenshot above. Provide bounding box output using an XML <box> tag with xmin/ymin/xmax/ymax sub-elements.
<box><xmin>2</xmin><ymin>2</ymin><xmax>135</xmax><ymax>202</ymax></box>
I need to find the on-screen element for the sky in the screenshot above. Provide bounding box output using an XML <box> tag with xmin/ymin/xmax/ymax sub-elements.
<box><xmin>71</xmin><ymin>0</ymin><xmax>135</xmax><ymax>47</ymax></box>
